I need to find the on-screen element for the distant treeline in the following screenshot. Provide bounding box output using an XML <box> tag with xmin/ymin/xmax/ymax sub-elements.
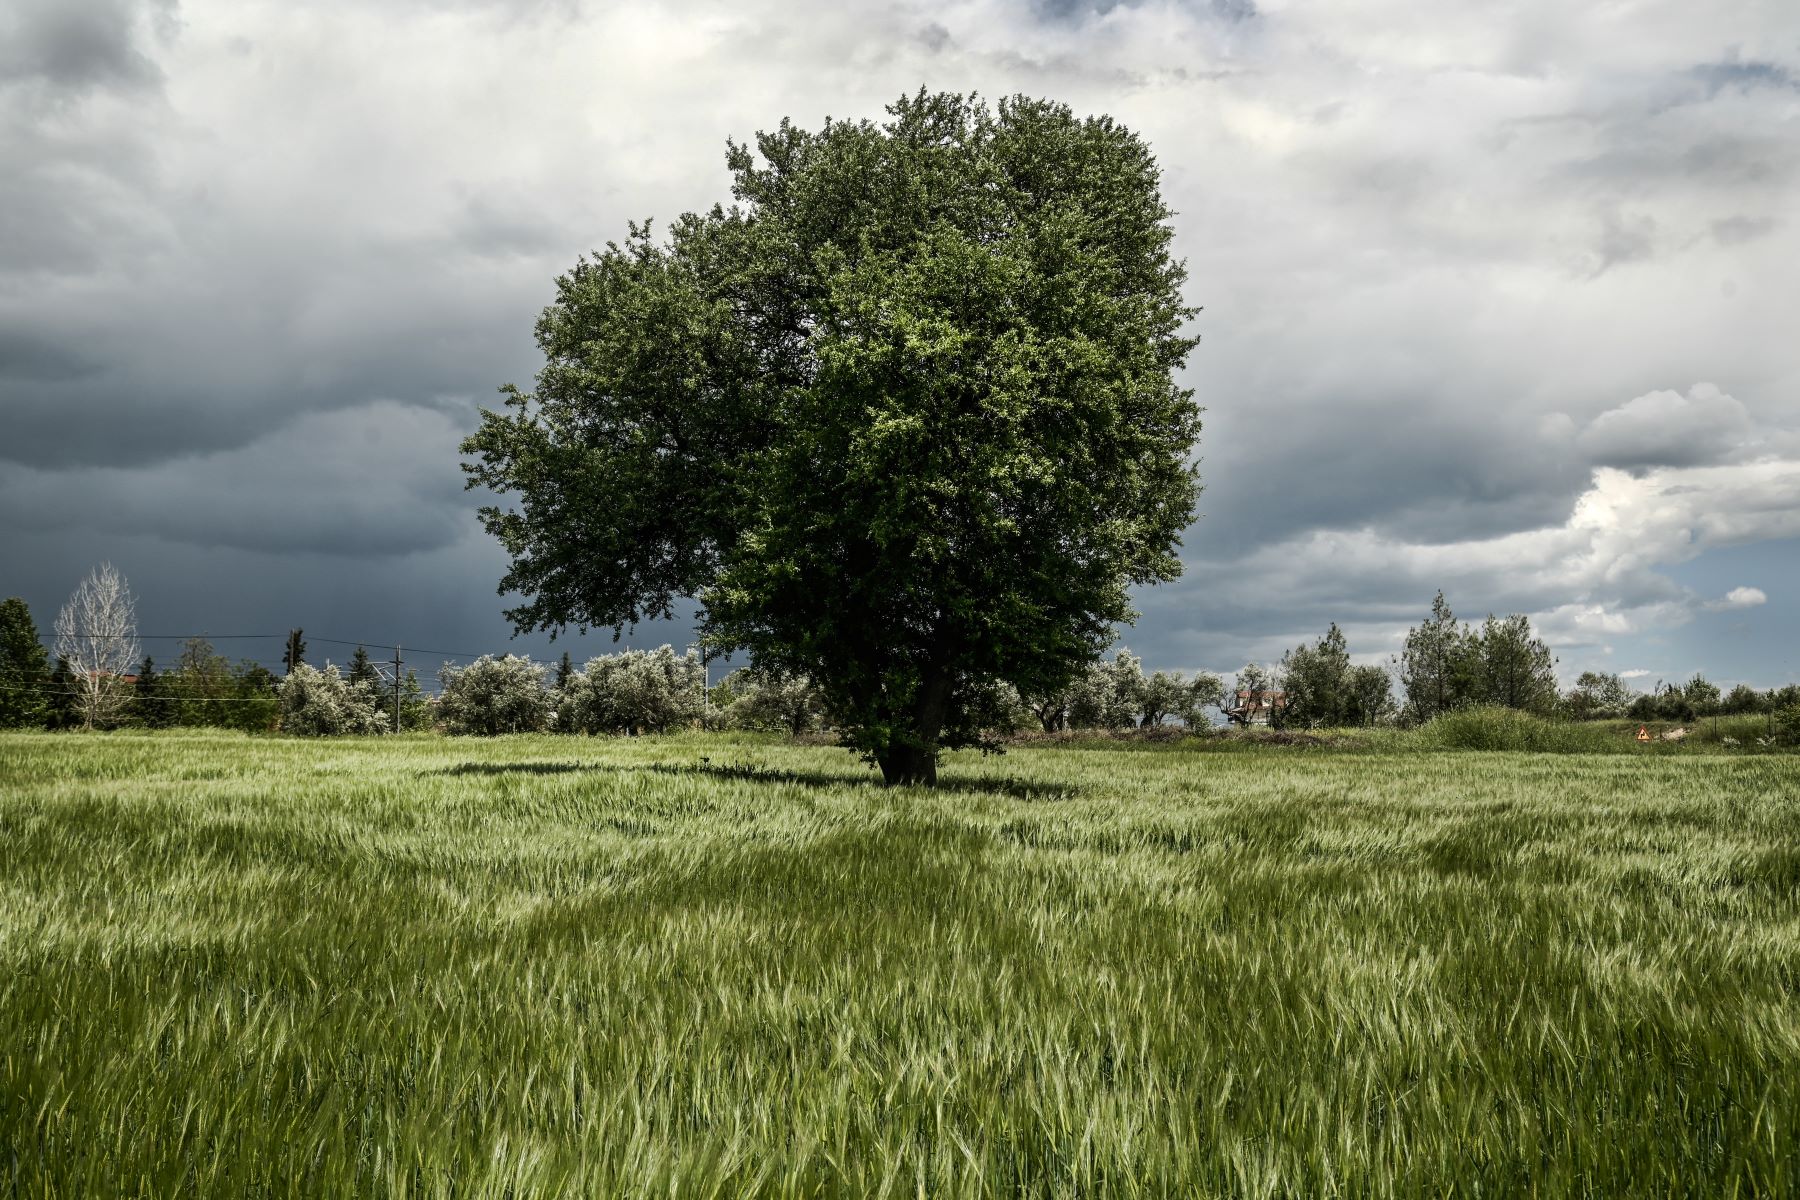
<box><xmin>3</xmin><ymin>591</ymin><xmax>1796</xmax><ymax>740</ymax></box>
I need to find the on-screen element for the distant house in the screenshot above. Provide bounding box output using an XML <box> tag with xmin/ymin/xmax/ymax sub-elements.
<box><xmin>1224</xmin><ymin>689</ymin><xmax>1287</xmax><ymax>726</ymax></box>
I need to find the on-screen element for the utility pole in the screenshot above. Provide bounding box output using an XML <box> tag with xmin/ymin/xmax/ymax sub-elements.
<box><xmin>392</xmin><ymin>645</ymin><xmax>403</xmax><ymax>733</ymax></box>
<box><xmin>696</xmin><ymin>642</ymin><xmax>709</xmax><ymax>727</ymax></box>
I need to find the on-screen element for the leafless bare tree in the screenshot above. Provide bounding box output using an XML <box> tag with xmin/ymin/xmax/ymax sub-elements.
<box><xmin>54</xmin><ymin>563</ymin><xmax>139</xmax><ymax>730</ymax></box>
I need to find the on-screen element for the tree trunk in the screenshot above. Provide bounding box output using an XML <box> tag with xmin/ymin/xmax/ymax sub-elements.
<box><xmin>877</xmin><ymin>664</ymin><xmax>951</xmax><ymax>787</ymax></box>
<box><xmin>876</xmin><ymin>743</ymin><xmax>938</xmax><ymax>787</ymax></box>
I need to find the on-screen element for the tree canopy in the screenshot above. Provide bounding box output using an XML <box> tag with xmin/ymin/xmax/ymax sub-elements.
<box><xmin>0</xmin><ymin>598</ymin><xmax>51</xmax><ymax>729</ymax></box>
<box><xmin>463</xmin><ymin>91</ymin><xmax>1202</xmax><ymax>783</ymax></box>
<box><xmin>1400</xmin><ymin>593</ymin><xmax>1558</xmax><ymax>722</ymax></box>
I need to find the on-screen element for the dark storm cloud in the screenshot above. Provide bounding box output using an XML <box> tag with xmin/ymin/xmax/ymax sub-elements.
<box><xmin>0</xmin><ymin>0</ymin><xmax>172</xmax><ymax>94</ymax></box>
<box><xmin>0</xmin><ymin>329</ymin><xmax>99</xmax><ymax>382</ymax></box>
<box><xmin>0</xmin><ymin>293</ymin><xmax>533</xmax><ymax>471</ymax></box>
<box><xmin>0</xmin><ymin>402</ymin><xmax>471</xmax><ymax>556</ymax></box>
<box><xmin>1188</xmin><ymin>371</ymin><xmax>1596</xmax><ymax>560</ymax></box>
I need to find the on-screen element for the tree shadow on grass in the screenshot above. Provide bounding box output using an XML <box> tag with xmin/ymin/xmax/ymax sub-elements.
<box><xmin>435</xmin><ymin>761</ymin><xmax>613</xmax><ymax>777</ymax></box>
<box><xmin>646</xmin><ymin>761</ymin><xmax>1081</xmax><ymax>800</ymax></box>
<box><xmin>428</xmin><ymin>758</ymin><xmax>1078</xmax><ymax>799</ymax></box>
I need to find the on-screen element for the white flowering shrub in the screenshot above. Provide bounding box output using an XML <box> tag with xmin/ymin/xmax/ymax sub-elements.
<box><xmin>1067</xmin><ymin>650</ymin><xmax>1146</xmax><ymax>730</ymax></box>
<box><xmin>560</xmin><ymin>645</ymin><xmax>704</xmax><ymax>735</ymax></box>
<box><xmin>719</xmin><ymin>667</ymin><xmax>828</xmax><ymax>735</ymax></box>
<box><xmin>278</xmin><ymin>663</ymin><xmax>390</xmax><ymax>736</ymax></box>
<box><xmin>437</xmin><ymin>655</ymin><xmax>551</xmax><ymax>735</ymax></box>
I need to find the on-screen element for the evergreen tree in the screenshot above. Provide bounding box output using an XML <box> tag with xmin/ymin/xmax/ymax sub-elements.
<box><xmin>1469</xmin><ymin>614</ymin><xmax>1558</xmax><ymax>714</ymax></box>
<box><xmin>549</xmin><ymin>650</ymin><xmax>578</xmax><ymax>731</ymax></box>
<box><xmin>0</xmin><ymin>597</ymin><xmax>51</xmax><ymax>728</ymax></box>
<box><xmin>346</xmin><ymin>646</ymin><xmax>386</xmax><ymax>730</ymax></box>
<box><xmin>1280</xmin><ymin>622</ymin><xmax>1355</xmax><ymax>728</ymax></box>
<box><xmin>397</xmin><ymin>669</ymin><xmax>431</xmax><ymax>731</ymax></box>
<box><xmin>135</xmin><ymin>656</ymin><xmax>173</xmax><ymax>728</ymax></box>
<box><xmin>347</xmin><ymin>646</ymin><xmax>381</xmax><ymax>693</ymax></box>
<box><xmin>1400</xmin><ymin>592</ymin><xmax>1476</xmax><ymax>723</ymax></box>
<box><xmin>234</xmin><ymin>662</ymin><xmax>281</xmax><ymax>732</ymax></box>
<box><xmin>46</xmin><ymin>657</ymin><xmax>78</xmax><ymax>730</ymax></box>
<box><xmin>284</xmin><ymin>629</ymin><xmax>308</xmax><ymax>674</ymax></box>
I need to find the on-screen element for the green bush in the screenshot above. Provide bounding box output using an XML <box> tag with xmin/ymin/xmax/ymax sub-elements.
<box><xmin>1776</xmin><ymin>704</ymin><xmax>1800</xmax><ymax>747</ymax></box>
<box><xmin>1419</xmin><ymin>706</ymin><xmax>1614</xmax><ymax>753</ymax></box>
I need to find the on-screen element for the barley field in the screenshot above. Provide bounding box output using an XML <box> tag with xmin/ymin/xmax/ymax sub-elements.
<box><xmin>2</xmin><ymin>729</ymin><xmax>1797</xmax><ymax>1197</ymax></box>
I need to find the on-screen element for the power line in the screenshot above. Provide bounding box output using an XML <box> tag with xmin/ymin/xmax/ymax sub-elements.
<box><xmin>0</xmin><ymin>681</ymin><xmax>279</xmax><ymax>703</ymax></box>
<box><xmin>53</xmin><ymin>630</ymin><xmax>497</xmax><ymax>660</ymax></box>
<box><xmin>49</xmin><ymin>633</ymin><xmax>286</xmax><ymax>641</ymax></box>
<box><xmin>305</xmin><ymin>636</ymin><xmax>491</xmax><ymax>661</ymax></box>
<box><xmin>0</xmin><ymin>679</ymin><xmax>448</xmax><ymax>703</ymax></box>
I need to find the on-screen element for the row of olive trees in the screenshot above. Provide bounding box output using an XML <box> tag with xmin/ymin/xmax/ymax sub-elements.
<box><xmin>1565</xmin><ymin>670</ymin><xmax>1800</xmax><ymax>724</ymax></box>
<box><xmin>278</xmin><ymin>646</ymin><xmax>744</xmax><ymax>737</ymax></box>
<box><xmin>394</xmin><ymin>648</ymin><xmax>1225</xmax><ymax>741</ymax></box>
<box><xmin>1020</xmin><ymin>650</ymin><xmax>1223</xmax><ymax>732</ymax></box>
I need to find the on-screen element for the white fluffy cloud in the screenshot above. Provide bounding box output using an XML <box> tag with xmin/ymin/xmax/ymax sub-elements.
<box><xmin>1166</xmin><ymin>437</ymin><xmax>1800</xmax><ymax>672</ymax></box>
<box><xmin>1708</xmin><ymin>586</ymin><xmax>1769</xmax><ymax>610</ymax></box>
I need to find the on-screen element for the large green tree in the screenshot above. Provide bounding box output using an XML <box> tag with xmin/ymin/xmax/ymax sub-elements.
<box><xmin>0</xmin><ymin>597</ymin><xmax>51</xmax><ymax>728</ymax></box>
<box><xmin>1399</xmin><ymin>592</ymin><xmax>1476</xmax><ymax>723</ymax></box>
<box><xmin>170</xmin><ymin>637</ymin><xmax>235</xmax><ymax>728</ymax></box>
<box><xmin>1468</xmin><ymin>613</ymin><xmax>1558</xmax><ymax>714</ymax></box>
<box><xmin>463</xmin><ymin>91</ymin><xmax>1202</xmax><ymax>784</ymax></box>
<box><xmin>1279</xmin><ymin>622</ymin><xmax>1354</xmax><ymax>728</ymax></box>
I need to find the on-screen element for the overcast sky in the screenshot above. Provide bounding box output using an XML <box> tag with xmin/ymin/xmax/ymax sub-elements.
<box><xmin>3</xmin><ymin>0</ymin><xmax>1797</xmax><ymax>691</ymax></box>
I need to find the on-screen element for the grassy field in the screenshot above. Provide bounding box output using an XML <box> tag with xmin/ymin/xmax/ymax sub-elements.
<box><xmin>2</xmin><ymin>730</ymin><xmax>1797</xmax><ymax>1197</ymax></box>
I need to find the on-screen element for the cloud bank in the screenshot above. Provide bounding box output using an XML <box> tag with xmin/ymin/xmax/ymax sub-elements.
<box><xmin>2</xmin><ymin>0</ymin><xmax>1796</xmax><ymax>688</ymax></box>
